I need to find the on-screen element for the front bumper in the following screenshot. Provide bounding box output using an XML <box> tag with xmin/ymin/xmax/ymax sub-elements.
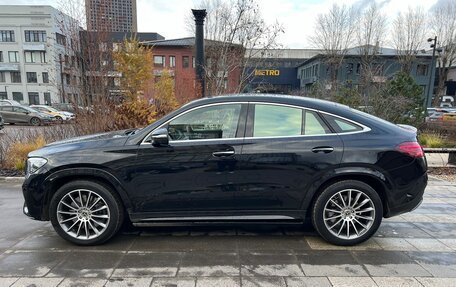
<box><xmin>22</xmin><ymin>172</ymin><xmax>49</xmax><ymax>221</ymax></box>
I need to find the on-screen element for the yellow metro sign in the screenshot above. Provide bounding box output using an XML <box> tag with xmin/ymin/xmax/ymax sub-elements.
<box><xmin>255</xmin><ymin>69</ymin><xmax>280</xmax><ymax>76</ymax></box>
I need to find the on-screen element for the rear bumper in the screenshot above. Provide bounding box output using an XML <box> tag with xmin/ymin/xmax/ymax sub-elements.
<box><xmin>384</xmin><ymin>171</ymin><xmax>427</xmax><ymax>218</ymax></box>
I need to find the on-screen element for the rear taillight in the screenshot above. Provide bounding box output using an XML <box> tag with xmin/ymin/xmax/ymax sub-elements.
<box><xmin>396</xmin><ymin>142</ymin><xmax>424</xmax><ymax>158</ymax></box>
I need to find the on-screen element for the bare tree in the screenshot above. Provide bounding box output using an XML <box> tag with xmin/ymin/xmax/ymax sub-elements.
<box><xmin>56</xmin><ymin>0</ymin><xmax>120</xmax><ymax>133</ymax></box>
<box><xmin>189</xmin><ymin>0</ymin><xmax>284</xmax><ymax>95</ymax></box>
<box><xmin>309</xmin><ymin>3</ymin><xmax>357</xmax><ymax>94</ymax></box>
<box><xmin>430</xmin><ymin>0</ymin><xmax>456</xmax><ymax>106</ymax></box>
<box><xmin>392</xmin><ymin>7</ymin><xmax>427</xmax><ymax>73</ymax></box>
<box><xmin>355</xmin><ymin>2</ymin><xmax>387</xmax><ymax>104</ymax></box>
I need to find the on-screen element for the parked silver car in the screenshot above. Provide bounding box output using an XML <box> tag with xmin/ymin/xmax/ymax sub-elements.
<box><xmin>0</xmin><ymin>105</ymin><xmax>54</xmax><ymax>126</ymax></box>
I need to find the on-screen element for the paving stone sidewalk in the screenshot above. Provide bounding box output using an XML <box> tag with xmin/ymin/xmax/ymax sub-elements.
<box><xmin>0</xmin><ymin>177</ymin><xmax>455</xmax><ymax>287</ymax></box>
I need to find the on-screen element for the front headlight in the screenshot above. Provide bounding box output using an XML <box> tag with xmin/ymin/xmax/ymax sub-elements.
<box><xmin>26</xmin><ymin>157</ymin><xmax>47</xmax><ymax>174</ymax></box>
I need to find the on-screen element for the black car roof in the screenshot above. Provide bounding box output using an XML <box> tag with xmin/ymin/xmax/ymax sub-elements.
<box><xmin>183</xmin><ymin>94</ymin><xmax>351</xmax><ymax>114</ymax></box>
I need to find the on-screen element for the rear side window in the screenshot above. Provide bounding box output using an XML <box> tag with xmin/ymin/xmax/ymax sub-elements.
<box><xmin>303</xmin><ymin>110</ymin><xmax>332</xmax><ymax>135</ymax></box>
<box><xmin>253</xmin><ymin>104</ymin><xmax>302</xmax><ymax>137</ymax></box>
<box><xmin>322</xmin><ymin>114</ymin><xmax>363</xmax><ymax>133</ymax></box>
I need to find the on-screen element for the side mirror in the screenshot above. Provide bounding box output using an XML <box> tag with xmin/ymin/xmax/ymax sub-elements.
<box><xmin>151</xmin><ymin>128</ymin><xmax>169</xmax><ymax>147</ymax></box>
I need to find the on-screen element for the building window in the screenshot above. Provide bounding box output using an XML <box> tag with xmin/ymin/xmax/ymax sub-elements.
<box><xmin>10</xmin><ymin>72</ymin><xmax>21</xmax><ymax>83</ymax></box>
<box><xmin>44</xmin><ymin>92</ymin><xmax>51</xmax><ymax>105</ymax></box>
<box><xmin>0</xmin><ymin>72</ymin><xmax>5</xmax><ymax>83</ymax></box>
<box><xmin>0</xmin><ymin>30</ymin><xmax>15</xmax><ymax>42</ymax></box>
<box><xmin>25</xmin><ymin>51</ymin><xmax>35</xmax><ymax>63</ymax></box>
<box><xmin>169</xmin><ymin>56</ymin><xmax>176</xmax><ymax>68</ymax></box>
<box><xmin>42</xmin><ymin>72</ymin><xmax>49</xmax><ymax>83</ymax></box>
<box><xmin>27</xmin><ymin>72</ymin><xmax>37</xmax><ymax>83</ymax></box>
<box><xmin>56</xmin><ymin>33</ymin><xmax>66</xmax><ymax>45</ymax></box>
<box><xmin>12</xmin><ymin>92</ymin><xmax>23</xmax><ymax>102</ymax></box>
<box><xmin>0</xmin><ymin>92</ymin><xmax>6</xmax><ymax>100</ymax></box>
<box><xmin>39</xmin><ymin>51</ymin><xmax>46</xmax><ymax>63</ymax></box>
<box><xmin>154</xmin><ymin>55</ymin><xmax>165</xmax><ymax>67</ymax></box>
<box><xmin>8</xmin><ymin>51</ymin><xmax>19</xmax><ymax>62</ymax></box>
<box><xmin>28</xmin><ymin>92</ymin><xmax>39</xmax><ymax>105</ymax></box>
<box><xmin>25</xmin><ymin>30</ymin><xmax>47</xmax><ymax>42</ymax></box>
<box><xmin>0</xmin><ymin>51</ymin><xmax>3</xmax><ymax>62</ymax></box>
<box><xmin>417</xmin><ymin>64</ymin><xmax>428</xmax><ymax>76</ymax></box>
<box><xmin>66</xmin><ymin>74</ymin><xmax>71</xmax><ymax>85</ymax></box>
<box><xmin>192</xmin><ymin>57</ymin><xmax>195</xmax><ymax>68</ymax></box>
<box><xmin>356</xmin><ymin>63</ymin><xmax>361</xmax><ymax>74</ymax></box>
<box><xmin>183</xmin><ymin>56</ymin><xmax>189</xmax><ymax>68</ymax></box>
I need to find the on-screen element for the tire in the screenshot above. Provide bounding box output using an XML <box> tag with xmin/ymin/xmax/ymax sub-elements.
<box><xmin>49</xmin><ymin>180</ymin><xmax>124</xmax><ymax>245</ymax></box>
<box><xmin>55</xmin><ymin>116</ymin><xmax>63</xmax><ymax>124</ymax></box>
<box><xmin>311</xmin><ymin>180</ymin><xmax>383</xmax><ymax>246</ymax></box>
<box><xmin>30</xmin><ymin>117</ymin><xmax>41</xmax><ymax>126</ymax></box>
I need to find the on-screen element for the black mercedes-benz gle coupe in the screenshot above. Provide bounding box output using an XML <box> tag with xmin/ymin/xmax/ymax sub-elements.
<box><xmin>22</xmin><ymin>94</ymin><xmax>427</xmax><ymax>245</ymax></box>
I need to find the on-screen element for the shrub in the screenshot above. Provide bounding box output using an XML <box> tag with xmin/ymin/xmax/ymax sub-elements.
<box><xmin>419</xmin><ymin>133</ymin><xmax>445</xmax><ymax>148</ymax></box>
<box><xmin>6</xmin><ymin>136</ymin><xmax>46</xmax><ymax>171</ymax></box>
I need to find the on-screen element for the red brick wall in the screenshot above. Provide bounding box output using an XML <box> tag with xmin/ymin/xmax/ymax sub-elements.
<box><xmin>151</xmin><ymin>45</ymin><xmax>241</xmax><ymax>104</ymax></box>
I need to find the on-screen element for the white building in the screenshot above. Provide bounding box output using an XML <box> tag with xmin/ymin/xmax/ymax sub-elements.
<box><xmin>0</xmin><ymin>5</ymin><xmax>80</xmax><ymax>105</ymax></box>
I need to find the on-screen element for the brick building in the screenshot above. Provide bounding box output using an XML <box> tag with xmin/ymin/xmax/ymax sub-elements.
<box><xmin>143</xmin><ymin>37</ymin><xmax>242</xmax><ymax>103</ymax></box>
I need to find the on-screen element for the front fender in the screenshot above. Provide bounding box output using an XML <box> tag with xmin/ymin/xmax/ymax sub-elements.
<box><xmin>42</xmin><ymin>167</ymin><xmax>133</xmax><ymax>215</ymax></box>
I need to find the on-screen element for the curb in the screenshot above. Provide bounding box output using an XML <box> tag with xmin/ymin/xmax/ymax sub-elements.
<box><xmin>0</xmin><ymin>177</ymin><xmax>25</xmax><ymax>183</ymax></box>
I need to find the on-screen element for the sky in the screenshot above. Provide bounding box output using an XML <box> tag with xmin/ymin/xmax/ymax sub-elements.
<box><xmin>0</xmin><ymin>0</ymin><xmax>443</xmax><ymax>48</ymax></box>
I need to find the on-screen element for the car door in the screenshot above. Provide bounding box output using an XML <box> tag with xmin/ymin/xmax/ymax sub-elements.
<box><xmin>235</xmin><ymin>103</ymin><xmax>344</xmax><ymax>212</ymax></box>
<box><xmin>12</xmin><ymin>106</ymin><xmax>30</xmax><ymax>123</ymax></box>
<box><xmin>130</xmin><ymin>103</ymin><xmax>247</xmax><ymax>216</ymax></box>
<box><xmin>0</xmin><ymin>106</ymin><xmax>15</xmax><ymax>123</ymax></box>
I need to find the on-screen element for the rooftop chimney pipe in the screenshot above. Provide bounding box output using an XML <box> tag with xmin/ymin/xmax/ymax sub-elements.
<box><xmin>192</xmin><ymin>9</ymin><xmax>207</xmax><ymax>98</ymax></box>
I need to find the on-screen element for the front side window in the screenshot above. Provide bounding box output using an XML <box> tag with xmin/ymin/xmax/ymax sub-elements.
<box><xmin>253</xmin><ymin>104</ymin><xmax>302</xmax><ymax>137</ymax></box>
<box><xmin>168</xmin><ymin>104</ymin><xmax>242</xmax><ymax>141</ymax></box>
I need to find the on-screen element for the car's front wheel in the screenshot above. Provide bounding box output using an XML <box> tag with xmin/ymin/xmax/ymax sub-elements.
<box><xmin>312</xmin><ymin>180</ymin><xmax>383</xmax><ymax>245</ymax></box>
<box><xmin>49</xmin><ymin>180</ymin><xmax>124</xmax><ymax>245</ymax></box>
<box><xmin>30</xmin><ymin>117</ymin><xmax>41</xmax><ymax>126</ymax></box>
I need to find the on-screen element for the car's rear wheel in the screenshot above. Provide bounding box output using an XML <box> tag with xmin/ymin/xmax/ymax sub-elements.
<box><xmin>312</xmin><ymin>180</ymin><xmax>383</xmax><ymax>245</ymax></box>
<box><xmin>30</xmin><ymin>117</ymin><xmax>41</xmax><ymax>126</ymax></box>
<box><xmin>49</xmin><ymin>180</ymin><xmax>124</xmax><ymax>245</ymax></box>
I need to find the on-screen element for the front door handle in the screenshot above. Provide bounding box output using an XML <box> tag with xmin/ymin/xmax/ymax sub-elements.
<box><xmin>212</xmin><ymin>150</ymin><xmax>235</xmax><ymax>157</ymax></box>
<box><xmin>312</xmin><ymin>147</ymin><xmax>334</xmax><ymax>153</ymax></box>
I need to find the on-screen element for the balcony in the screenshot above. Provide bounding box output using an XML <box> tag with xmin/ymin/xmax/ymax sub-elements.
<box><xmin>23</xmin><ymin>43</ymin><xmax>46</xmax><ymax>51</ymax></box>
<box><xmin>0</xmin><ymin>63</ymin><xmax>20</xmax><ymax>72</ymax></box>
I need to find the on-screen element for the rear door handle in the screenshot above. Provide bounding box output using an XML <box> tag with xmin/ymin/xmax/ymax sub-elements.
<box><xmin>212</xmin><ymin>150</ymin><xmax>235</xmax><ymax>157</ymax></box>
<box><xmin>312</xmin><ymin>147</ymin><xmax>334</xmax><ymax>153</ymax></box>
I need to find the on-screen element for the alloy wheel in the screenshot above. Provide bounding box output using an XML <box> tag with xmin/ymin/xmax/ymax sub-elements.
<box><xmin>57</xmin><ymin>189</ymin><xmax>110</xmax><ymax>240</ymax></box>
<box><xmin>323</xmin><ymin>189</ymin><xmax>375</xmax><ymax>240</ymax></box>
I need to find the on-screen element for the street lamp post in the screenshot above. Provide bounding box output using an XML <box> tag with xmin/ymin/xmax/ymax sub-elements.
<box><xmin>425</xmin><ymin>37</ymin><xmax>438</xmax><ymax>114</ymax></box>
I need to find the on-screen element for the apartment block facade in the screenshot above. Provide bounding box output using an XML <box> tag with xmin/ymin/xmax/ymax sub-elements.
<box><xmin>0</xmin><ymin>5</ymin><xmax>79</xmax><ymax>105</ymax></box>
<box><xmin>86</xmin><ymin>0</ymin><xmax>137</xmax><ymax>32</ymax></box>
